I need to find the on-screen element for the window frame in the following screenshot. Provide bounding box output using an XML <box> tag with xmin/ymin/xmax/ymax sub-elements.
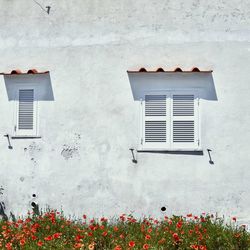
<box><xmin>13</xmin><ymin>84</ymin><xmax>39</xmax><ymax>138</ymax></box>
<box><xmin>138</xmin><ymin>89</ymin><xmax>201</xmax><ymax>151</ymax></box>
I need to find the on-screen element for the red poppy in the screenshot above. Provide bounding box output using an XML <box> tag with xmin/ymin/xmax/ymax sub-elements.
<box><xmin>143</xmin><ymin>244</ymin><xmax>149</xmax><ymax>249</ymax></box>
<box><xmin>74</xmin><ymin>243</ymin><xmax>84</xmax><ymax>249</ymax></box>
<box><xmin>53</xmin><ymin>232</ymin><xmax>62</xmax><ymax>239</ymax></box>
<box><xmin>128</xmin><ymin>241</ymin><xmax>135</xmax><ymax>247</ymax></box>
<box><xmin>100</xmin><ymin>217</ymin><xmax>107</xmax><ymax>222</ymax></box>
<box><xmin>102</xmin><ymin>231</ymin><xmax>108</xmax><ymax>237</ymax></box>
<box><xmin>31</xmin><ymin>235</ymin><xmax>37</xmax><ymax>240</ymax></box>
<box><xmin>190</xmin><ymin>244</ymin><xmax>199</xmax><ymax>250</ymax></box>
<box><xmin>176</xmin><ymin>221</ymin><xmax>183</xmax><ymax>229</ymax></box>
<box><xmin>37</xmin><ymin>241</ymin><xmax>43</xmax><ymax>247</ymax></box>
<box><xmin>145</xmin><ymin>234</ymin><xmax>151</xmax><ymax>240</ymax></box>
<box><xmin>5</xmin><ymin>242</ymin><xmax>12</xmax><ymax>250</ymax></box>
<box><xmin>17</xmin><ymin>219</ymin><xmax>23</xmax><ymax>224</ymax></box>
<box><xmin>119</xmin><ymin>215</ymin><xmax>125</xmax><ymax>221</ymax></box>
<box><xmin>200</xmin><ymin>246</ymin><xmax>207</xmax><ymax>250</ymax></box>
<box><xmin>114</xmin><ymin>245</ymin><xmax>122</xmax><ymax>250</ymax></box>
<box><xmin>44</xmin><ymin>235</ymin><xmax>53</xmax><ymax>241</ymax></box>
<box><xmin>172</xmin><ymin>233</ymin><xmax>179</xmax><ymax>241</ymax></box>
<box><xmin>201</xmin><ymin>217</ymin><xmax>206</xmax><ymax>222</ymax></box>
<box><xmin>20</xmin><ymin>239</ymin><xmax>26</xmax><ymax>246</ymax></box>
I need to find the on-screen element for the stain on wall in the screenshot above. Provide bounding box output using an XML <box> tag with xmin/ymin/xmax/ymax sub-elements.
<box><xmin>61</xmin><ymin>133</ymin><xmax>81</xmax><ymax>160</ymax></box>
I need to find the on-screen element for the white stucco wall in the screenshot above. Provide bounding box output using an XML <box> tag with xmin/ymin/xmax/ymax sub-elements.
<box><xmin>0</xmin><ymin>0</ymin><xmax>250</xmax><ymax>224</ymax></box>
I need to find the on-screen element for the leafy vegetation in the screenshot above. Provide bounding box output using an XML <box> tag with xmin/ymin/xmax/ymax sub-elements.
<box><xmin>0</xmin><ymin>211</ymin><xmax>249</xmax><ymax>249</ymax></box>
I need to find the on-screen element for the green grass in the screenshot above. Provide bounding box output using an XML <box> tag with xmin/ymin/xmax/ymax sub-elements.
<box><xmin>0</xmin><ymin>211</ymin><xmax>249</xmax><ymax>249</ymax></box>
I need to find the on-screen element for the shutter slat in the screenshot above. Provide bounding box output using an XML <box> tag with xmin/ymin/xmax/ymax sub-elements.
<box><xmin>145</xmin><ymin>95</ymin><xmax>166</xmax><ymax>116</ymax></box>
<box><xmin>145</xmin><ymin>120</ymin><xmax>166</xmax><ymax>142</ymax></box>
<box><xmin>144</xmin><ymin>95</ymin><xmax>167</xmax><ymax>144</ymax></box>
<box><xmin>173</xmin><ymin>95</ymin><xmax>194</xmax><ymax>116</ymax></box>
<box><xmin>18</xmin><ymin>89</ymin><xmax>34</xmax><ymax>130</ymax></box>
<box><xmin>172</xmin><ymin>94</ymin><xmax>196</xmax><ymax>144</ymax></box>
<box><xmin>173</xmin><ymin>121</ymin><xmax>194</xmax><ymax>142</ymax></box>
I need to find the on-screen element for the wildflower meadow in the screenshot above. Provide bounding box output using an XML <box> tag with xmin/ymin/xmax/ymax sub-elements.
<box><xmin>0</xmin><ymin>211</ymin><xmax>249</xmax><ymax>249</ymax></box>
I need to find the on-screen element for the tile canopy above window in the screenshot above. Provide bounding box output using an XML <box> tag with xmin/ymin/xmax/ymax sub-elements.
<box><xmin>2</xmin><ymin>69</ymin><xmax>53</xmax><ymax>138</ymax></box>
<box><xmin>128</xmin><ymin>67</ymin><xmax>215</xmax><ymax>151</ymax></box>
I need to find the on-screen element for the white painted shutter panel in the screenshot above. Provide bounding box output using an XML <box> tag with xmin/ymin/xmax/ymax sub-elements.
<box><xmin>143</xmin><ymin>95</ymin><xmax>169</xmax><ymax>149</ymax></box>
<box><xmin>171</xmin><ymin>93</ymin><xmax>199</xmax><ymax>149</ymax></box>
<box><xmin>16</xmin><ymin>89</ymin><xmax>37</xmax><ymax>136</ymax></box>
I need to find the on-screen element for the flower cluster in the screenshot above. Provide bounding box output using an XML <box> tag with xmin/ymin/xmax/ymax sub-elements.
<box><xmin>0</xmin><ymin>211</ymin><xmax>249</xmax><ymax>249</ymax></box>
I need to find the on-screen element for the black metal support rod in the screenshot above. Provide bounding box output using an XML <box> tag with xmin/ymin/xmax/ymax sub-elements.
<box><xmin>207</xmin><ymin>149</ymin><xmax>214</xmax><ymax>164</ymax></box>
<box><xmin>4</xmin><ymin>134</ymin><xmax>13</xmax><ymax>149</ymax></box>
<box><xmin>129</xmin><ymin>148</ymin><xmax>137</xmax><ymax>164</ymax></box>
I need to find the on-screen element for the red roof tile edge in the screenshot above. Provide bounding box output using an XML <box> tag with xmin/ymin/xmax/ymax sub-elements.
<box><xmin>128</xmin><ymin>67</ymin><xmax>213</xmax><ymax>73</ymax></box>
<box><xmin>0</xmin><ymin>69</ymin><xmax>49</xmax><ymax>75</ymax></box>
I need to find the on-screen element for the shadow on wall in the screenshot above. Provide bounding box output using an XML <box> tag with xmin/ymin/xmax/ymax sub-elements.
<box><xmin>128</xmin><ymin>72</ymin><xmax>217</xmax><ymax>101</ymax></box>
<box><xmin>127</xmin><ymin>72</ymin><xmax>217</xmax><ymax>157</ymax></box>
<box><xmin>4</xmin><ymin>73</ymin><xmax>54</xmax><ymax>101</ymax></box>
<box><xmin>0</xmin><ymin>187</ymin><xmax>7</xmax><ymax>221</ymax></box>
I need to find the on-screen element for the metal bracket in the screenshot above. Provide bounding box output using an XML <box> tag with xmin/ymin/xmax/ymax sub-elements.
<box><xmin>129</xmin><ymin>148</ymin><xmax>137</xmax><ymax>164</ymax></box>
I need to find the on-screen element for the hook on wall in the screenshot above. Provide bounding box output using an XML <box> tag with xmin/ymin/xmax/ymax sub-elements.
<box><xmin>207</xmin><ymin>149</ymin><xmax>214</xmax><ymax>165</ymax></box>
<box><xmin>129</xmin><ymin>148</ymin><xmax>137</xmax><ymax>164</ymax></box>
<box><xmin>46</xmin><ymin>6</ymin><xmax>51</xmax><ymax>14</ymax></box>
<box><xmin>32</xmin><ymin>1</ymin><xmax>51</xmax><ymax>15</ymax></box>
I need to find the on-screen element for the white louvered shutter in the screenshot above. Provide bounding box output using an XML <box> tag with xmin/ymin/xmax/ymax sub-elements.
<box><xmin>15</xmin><ymin>88</ymin><xmax>37</xmax><ymax>136</ymax></box>
<box><xmin>142</xmin><ymin>95</ymin><xmax>170</xmax><ymax>149</ymax></box>
<box><xmin>171</xmin><ymin>93</ymin><xmax>199</xmax><ymax>149</ymax></box>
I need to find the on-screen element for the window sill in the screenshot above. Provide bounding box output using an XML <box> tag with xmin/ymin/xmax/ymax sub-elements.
<box><xmin>137</xmin><ymin>148</ymin><xmax>203</xmax><ymax>154</ymax></box>
<box><xmin>11</xmin><ymin>135</ymin><xmax>42</xmax><ymax>139</ymax></box>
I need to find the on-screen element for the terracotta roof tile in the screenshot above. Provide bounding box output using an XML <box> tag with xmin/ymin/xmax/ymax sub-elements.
<box><xmin>0</xmin><ymin>69</ymin><xmax>49</xmax><ymax>75</ymax></box>
<box><xmin>127</xmin><ymin>67</ymin><xmax>213</xmax><ymax>73</ymax></box>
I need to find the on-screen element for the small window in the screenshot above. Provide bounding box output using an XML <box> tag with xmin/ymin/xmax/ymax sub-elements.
<box><xmin>141</xmin><ymin>91</ymin><xmax>200</xmax><ymax>151</ymax></box>
<box><xmin>14</xmin><ymin>86</ymin><xmax>38</xmax><ymax>137</ymax></box>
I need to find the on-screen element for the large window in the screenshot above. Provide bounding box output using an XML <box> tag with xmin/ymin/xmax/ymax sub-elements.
<box><xmin>140</xmin><ymin>90</ymin><xmax>200</xmax><ymax>151</ymax></box>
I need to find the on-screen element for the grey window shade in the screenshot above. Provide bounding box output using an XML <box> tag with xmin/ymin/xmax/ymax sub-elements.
<box><xmin>145</xmin><ymin>95</ymin><xmax>167</xmax><ymax>143</ymax></box>
<box><xmin>173</xmin><ymin>121</ymin><xmax>194</xmax><ymax>142</ymax></box>
<box><xmin>145</xmin><ymin>121</ymin><xmax>166</xmax><ymax>142</ymax></box>
<box><xmin>173</xmin><ymin>95</ymin><xmax>195</xmax><ymax>143</ymax></box>
<box><xmin>18</xmin><ymin>89</ymin><xmax>34</xmax><ymax>130</ymax></box>
<box><xmin>173</xmin><ymin>95</ymin><xmax>194</xmax><ymax>116</ymax></box>
<box><xmin>145</xmin><ymin>95</ymin><xmax>166</xmax><ymax>116</ymax></box>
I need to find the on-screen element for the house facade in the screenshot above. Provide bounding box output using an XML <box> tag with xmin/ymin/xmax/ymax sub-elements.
<box><xmin>0</xmin><ymin>0</ymin><xmax>250</xmax><ymax>224</ymax></box>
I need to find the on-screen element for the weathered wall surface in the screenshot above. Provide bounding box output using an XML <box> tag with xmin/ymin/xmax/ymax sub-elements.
<box><xmin>0</xmin><ymin>0</ymin><xmax>250</xmax><ymax>224</ymax></box>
